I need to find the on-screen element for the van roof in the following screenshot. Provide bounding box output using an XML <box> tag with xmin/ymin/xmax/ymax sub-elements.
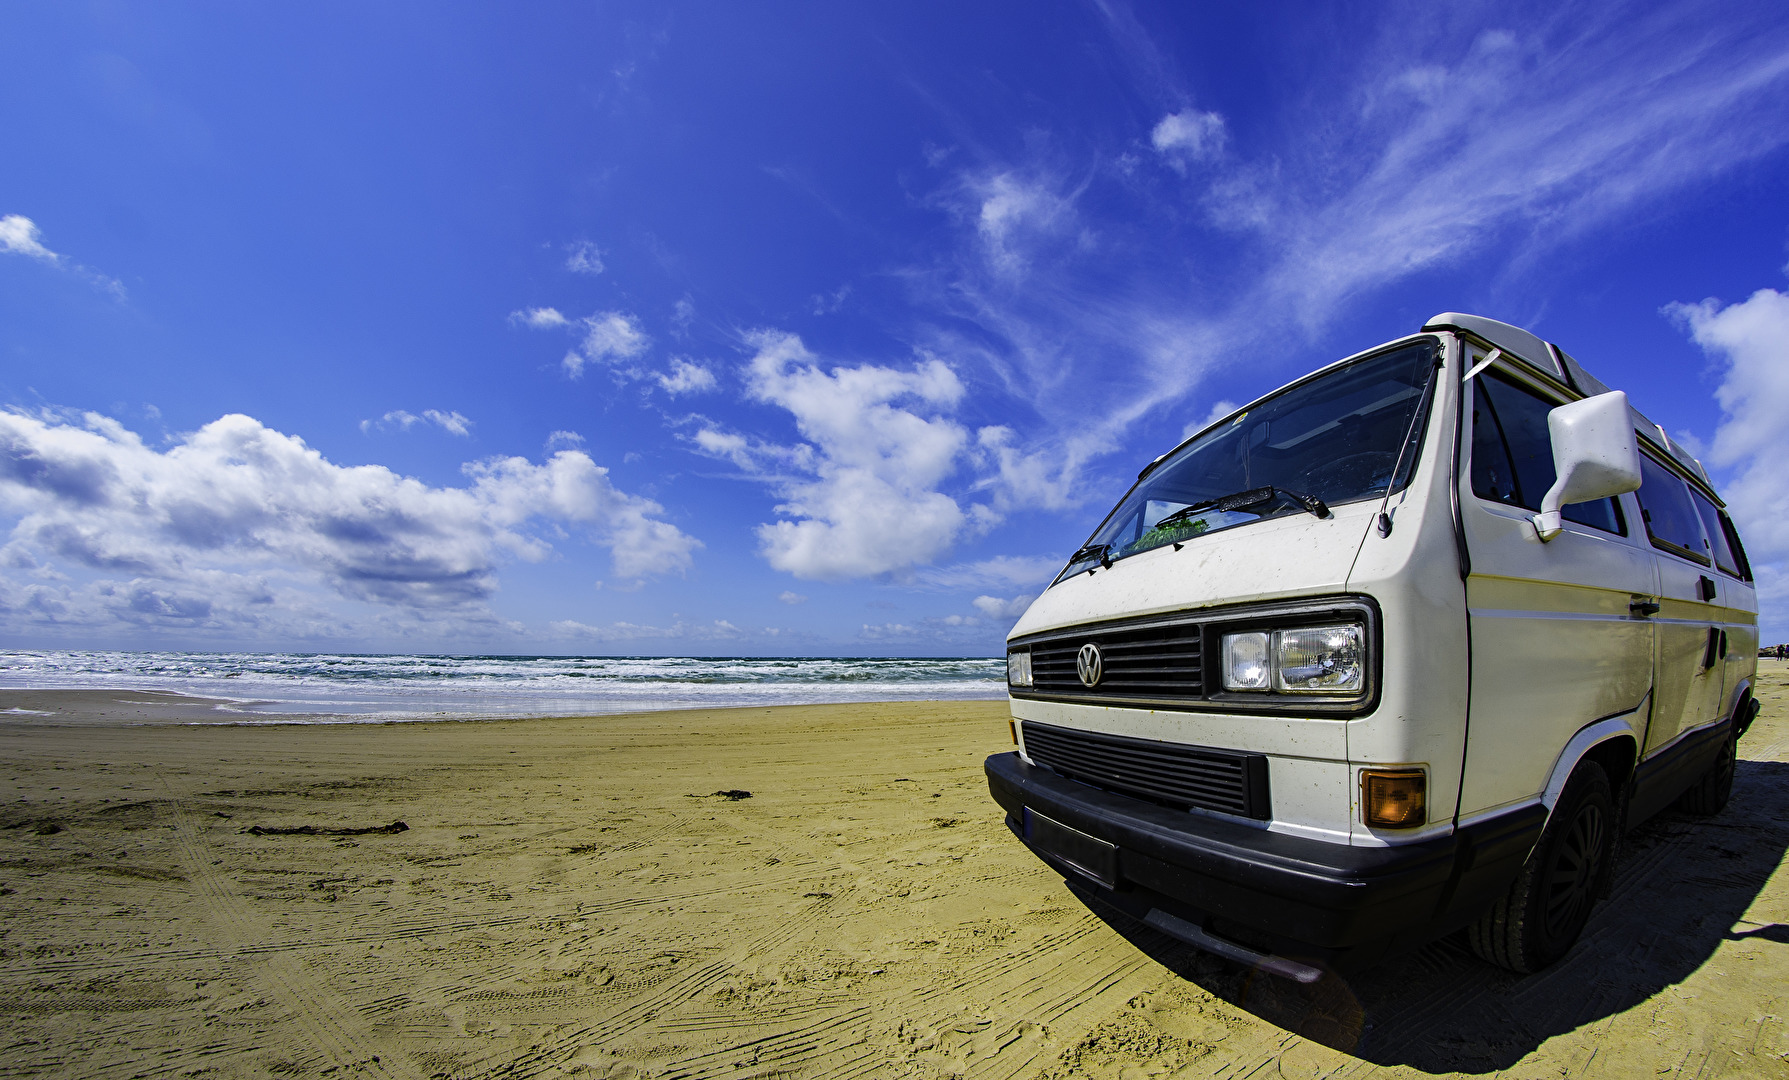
<box><xmin>1423</xmin><ymin>312</ymin><xmax>1713</xmax><ymax>491</ymax></box>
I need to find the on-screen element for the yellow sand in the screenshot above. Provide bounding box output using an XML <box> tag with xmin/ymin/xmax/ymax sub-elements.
<box><xmin>1</xmin><ymin>679</ymin><xmax>1787</xmax><ymax>1079</ymax></box>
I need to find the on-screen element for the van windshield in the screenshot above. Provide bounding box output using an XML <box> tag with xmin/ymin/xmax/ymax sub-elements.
<box><xmin>1056</xmin><ymin>340</ymin><xmax>1440</xmax><ymax>583</ymax></box>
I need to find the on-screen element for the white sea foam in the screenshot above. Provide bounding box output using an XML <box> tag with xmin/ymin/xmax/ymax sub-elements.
<box><xmin>0</xmin><ymin>650</ymin><xmax>1005</xmax><ymax>723</ymax></box>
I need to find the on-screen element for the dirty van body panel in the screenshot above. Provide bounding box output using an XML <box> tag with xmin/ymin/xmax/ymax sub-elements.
<box><xmin>1455</xmin><ymin>359</ymin><xmax>1656</xmax><ymax>823</ymax></box>
<box><xmin>1648</xmin><ymin>549</ymin><xmax>1727</xmax><ymax>755</ymax></box>
<box><xmin>1010</xmin><ymin>503</ymin><xmax>1372</xmax><ymax>641</ymax></box>
<box><xmin>1340</xmin><ymin>330</ymin><xmax>1473</xmax><ymax>846</ymax></box>
<box><xmin>1624</xmin><ymin>445</ymin><xmax>1759</xmax><ymax>825</ymax></box>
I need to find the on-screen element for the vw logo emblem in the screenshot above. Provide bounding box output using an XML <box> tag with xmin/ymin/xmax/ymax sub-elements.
<box><xmin>1076</xmin><ymin>643</ymin><xmax>1103</xmax><ymax>687</ymax></box>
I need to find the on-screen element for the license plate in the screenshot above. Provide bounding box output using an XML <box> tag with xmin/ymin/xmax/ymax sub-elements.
<box><xmin>1023</xmin><ymin>806</ymin><xmax>1117</xmax><ymax>888</ymax></box>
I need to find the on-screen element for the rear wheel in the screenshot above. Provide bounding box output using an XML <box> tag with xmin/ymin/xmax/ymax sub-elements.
<box><xmin>1676</xmin><ymin>723</ymin><xmax>1737</xmax><ymax>816</ymax></box>
<box><xmin>1468</xmin><ymin>762</ymin><xmax>1614</xmax><ymax>973</ymax></box>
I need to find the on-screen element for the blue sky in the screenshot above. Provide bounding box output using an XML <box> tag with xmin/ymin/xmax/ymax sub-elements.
<box><xmin>4</xmin><ymin>0</ymin><xmax>1789</xmax><ymax>654</ymax></box>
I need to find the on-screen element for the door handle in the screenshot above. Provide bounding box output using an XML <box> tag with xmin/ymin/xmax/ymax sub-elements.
<box><xmin>1698</xmin><ymin>575</ymin><xmax>1717</xmax><ymax>601</ymax></box>
<box><xmin>1629</xmin><ymin>599</ymin><xmax>1660</xmax><ymax>617</ymax></box>
<box><xmin>1702</xmin><ymin>627</ymin><xmax>1721</xmax><ymax>670</ymax></box>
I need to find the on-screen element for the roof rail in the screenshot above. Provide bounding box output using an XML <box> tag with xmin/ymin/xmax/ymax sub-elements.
<box><xmin>1425</xmin><ymin>312</ymin><xmax>1714</xmax><ymax>490</ymax></box>
<box><xmin>1423</xmin><ymin>313</ymin><xmax>1564</xmax><ymax>381</ymax></box>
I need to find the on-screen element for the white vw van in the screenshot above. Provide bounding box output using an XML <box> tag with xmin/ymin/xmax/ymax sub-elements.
<box><xmin>987</xmin><ymin>313</ymin><xmax>1759</xmax><ymax>978</ymax></box>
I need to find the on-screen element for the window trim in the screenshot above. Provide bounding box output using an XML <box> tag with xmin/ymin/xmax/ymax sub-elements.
<box><xmin>1636</xmin><ymin>448</ymin><xmax>1713</xmax><ymax>567</ymax></box>
<box><xmin>1718</xmin><ymin>509</ymin><xmax>1754</xmax><ymax>582</ymax></box>
<box><xmin>1467</xmin><ymin>366</ymin><xmax>1628</xmax><ymax>537</ymax></box>
<box><xmin>1690</xmin><ymin>487</ymin><xmax>1742</xmax><ymax>579</ymax></box>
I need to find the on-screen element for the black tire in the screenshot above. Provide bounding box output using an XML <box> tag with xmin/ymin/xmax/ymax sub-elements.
<box><xmin>1676</xmin><ymin>724</ymin><xmax>1737</xmax><ymax>816</ymax></box>
<box><xmin>1468</xmin><ymin>762</ymin><xmax>1615</xmax><ymax>973</ymax></box>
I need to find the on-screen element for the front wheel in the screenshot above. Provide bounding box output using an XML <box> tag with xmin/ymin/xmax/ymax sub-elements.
<box><xmin>1467</xmin><ymin>762</ymin><xmax>1615</xmax><ymax>973</ymax></box>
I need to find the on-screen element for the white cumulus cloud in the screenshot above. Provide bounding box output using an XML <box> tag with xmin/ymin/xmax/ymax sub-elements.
<box><xmin>657</xmin><ymin>357</ymin><xmax>717</xmax><ymax>395</ymax></box>
<box><xmin>0</xmin><ymin>409</ymin><xmax>699</xmax><ymax>639</ymax></box>
<box><xmin>511</xmin><ymin>307</ymin><xmax>570</xmax><ymax>329</ymax></box>
<box><xmin>1668</xmin><ymin>287</ymin><xmax>1789</xmax><ymax>623</ymax></box>
<box><xmin>513</xmin><ymin>308</ymin><xmax>651</xmax><ymax>379</ymax></box>
<box><xmin>725</xmin><ymin>330</ymin><xmax>976</xmax><ymax>581</ymax></box>
<box><xmin>0</xmin><ymin>215</ymin><xmax>59</xmax><ymax>261</ymax></box>
<box><xmin>573</xmin><ymin>312</ymin><xmax>650</xmax><ymax>377</ymax></box>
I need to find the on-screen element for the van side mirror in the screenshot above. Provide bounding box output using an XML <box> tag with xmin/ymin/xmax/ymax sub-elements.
<box><xmin>1534</xmin><ymin>390</ymin><xmax>1642</xmax><ymax>541</ymax></box>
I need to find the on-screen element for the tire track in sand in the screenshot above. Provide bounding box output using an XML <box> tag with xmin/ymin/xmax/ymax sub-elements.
<box><xmin>468</xmin><ymin>888</ymin><xmax>852</xmax><ymax>1077</ymax></box>
<box><xmin>155</xmin><ymin>777</ymin><xmax>421</xmax><ymax>1080</ymax></box>
<box><xmin>9</xmin><ymin>865</ymin><xmax>821</xmax><ymax>980</ymax></box>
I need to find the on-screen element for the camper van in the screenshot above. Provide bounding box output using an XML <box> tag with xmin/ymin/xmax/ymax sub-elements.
<box><xmin>987</xmin><ymin>313</ymin><xmax>1759</xmax><ymax>979</ymax></box>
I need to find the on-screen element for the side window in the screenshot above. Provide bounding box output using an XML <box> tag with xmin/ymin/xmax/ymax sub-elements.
<box><xmin>1691</xmin><ymin>490</ymin><xmax>1740</xmax><ymax>578</ymax></box>
<box><xmin>1635</xmin><ymin>454</ymin><xmax>1709</xmax><ymax>563</ymax></box>
<box><xmin>1470</xmin><ymin>372</ymin><xmax>1624</xmax><ymax>533</ymax></box>
<box><xmin>1720</xmin><ymin>511</ymin><xmax>1754</xmax><ymax>582</ymax></box>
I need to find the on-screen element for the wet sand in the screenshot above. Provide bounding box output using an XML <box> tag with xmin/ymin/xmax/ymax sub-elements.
<box><xmin>1</xmin><ymin>680</ymin><xmax>1786</xmax><ymax>1078</ymax></box>
<box><xmin>0</xmin><ymin>688</ymin><xmax>322</xmax><ymax>725</ymax></box>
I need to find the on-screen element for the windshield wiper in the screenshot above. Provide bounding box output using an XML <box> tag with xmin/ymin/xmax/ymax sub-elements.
<box><xmin>1156</xmin><ymin>485</ymin><xmax>1330</xmax><ymax>529</ymax></box>
<box><xmin>1067</xmin><ymin>542</ymin><xmax>1113</xmax><ymax>570</ymax></box>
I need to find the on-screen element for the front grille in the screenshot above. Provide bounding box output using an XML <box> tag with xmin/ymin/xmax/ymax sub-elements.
<box><xmin>1021</xmin><ymin>720</ymin><xmax>1270</xmax><ymax>819</ymax></box>
<box><xmin>1030</xmin><ymin>619</ymin><xmax>1202</xmax><ymax>699</ymax></box>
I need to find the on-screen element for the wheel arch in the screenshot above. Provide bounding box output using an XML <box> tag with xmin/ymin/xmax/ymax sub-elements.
<box><xmin>1728</xmin><ymin>679</ymin><xmax>1758</xmax><ymax>737</ymax></box>
<box><xmin>1540</xmin><ymin>711</ymin><xmax>1642</xmax><ymax>813</ymax></box>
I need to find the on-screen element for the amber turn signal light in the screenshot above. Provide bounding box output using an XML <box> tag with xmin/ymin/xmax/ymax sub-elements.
<box><xmin>1361</xmin><ymin>769</ymin><xmax>1425</xmax><ymax>829</ymax></box>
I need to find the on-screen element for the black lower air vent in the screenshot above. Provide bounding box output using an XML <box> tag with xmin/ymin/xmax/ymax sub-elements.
<box><xmin>1021</xmin><ymin>720</ymin><xmax>1270</xmax><ymax>820</ymax></box>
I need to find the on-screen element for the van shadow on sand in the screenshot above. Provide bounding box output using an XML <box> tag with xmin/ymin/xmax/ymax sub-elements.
<box><xmin>1069</xmin><ymin>757</ymin><xmax>1789</xmax><ymax>1074</ymax></box>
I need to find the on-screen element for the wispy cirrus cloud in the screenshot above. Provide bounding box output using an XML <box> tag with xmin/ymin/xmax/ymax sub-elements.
<box><xmin>361</xmin><ymin>409</ymin><xmax>473</xmax><ymax>436</ymax></box>
<box><xmin>565</xmin><ymin>240</ymin><xmax>605</xmax><ymax>275</ymax></box>
<box><xmin>0</xmin><ymin>214</ymin><xmax>126</xmax><ymax>299</ymax></box>
<box><xmin>550</xmin><ymin>617</ymin><xmax>742</xmax><ymax>642</ymax></box>
<box><xmin>1150</xmin><ymin>109</ymin><xmax>1225</xmax><ymax>170</ymax></box>
<box><xmin>905</xmin><ymin>554</ymin><xmax>1060</xmax><ymax>591</ymax></box>
<box><xmin>911</xmin><ymin>2</ymin><xmax>1789</xmax><ymax>513</ymax></box>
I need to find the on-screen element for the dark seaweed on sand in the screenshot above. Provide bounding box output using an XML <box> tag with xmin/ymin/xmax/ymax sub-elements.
<box><xmin>245</xmin><ymin>820</ymin><xmax>409</xmax><ymax>836</ymax></box>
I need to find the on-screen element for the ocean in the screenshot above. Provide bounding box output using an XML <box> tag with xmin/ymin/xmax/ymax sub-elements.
<box><xmin>0</xmin><ymin>649</ymin><xmax>1007</xmax><ymax>723</ymax></box>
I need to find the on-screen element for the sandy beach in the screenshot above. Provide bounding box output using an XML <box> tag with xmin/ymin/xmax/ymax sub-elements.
<box><xmin>2</xmin><ymin>676</ymin><xmax>1787</xmax><ymax>1079</ymax></box>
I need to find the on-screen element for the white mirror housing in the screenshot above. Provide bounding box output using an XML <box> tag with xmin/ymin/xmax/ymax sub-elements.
<box><xmin>1534</xmin><ymin>391</ymin><xmax>1642</xmax><ymax>541</ymax></box>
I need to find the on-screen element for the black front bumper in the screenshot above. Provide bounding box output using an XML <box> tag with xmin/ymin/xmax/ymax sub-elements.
<box><xmin>986</xmin><ymin>751</ymin><xmax>1545</xmax><ymax>960</ymax></box>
